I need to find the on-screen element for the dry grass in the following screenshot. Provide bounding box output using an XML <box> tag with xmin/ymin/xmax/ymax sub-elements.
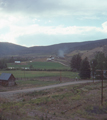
<box><xmin>0</xmin><ymin>81</ymin><xmax>107</xmax><ymax>120</ymax></box>
<box><xmin>67</xmin><ymin>46</ymin><xmax>104</xmax><ymax>61</ymax></box>
<box><xmin>0</xmin><ymin>82</ymin><xmax>107</xmax><ymax>120</ymax></box>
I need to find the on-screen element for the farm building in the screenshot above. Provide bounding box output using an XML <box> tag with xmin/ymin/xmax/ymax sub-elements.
<box><xmin>47</xmin><ymin>56</ymin><xmax>54</xmax><ymax>61</ymax></box>
<box><xmin>0</xmin><ymin>73</ymin><xmax>16</xmax><ymax>86</ymax></box>
<box><xmin>15</xmin><ymin>61</ymin><xmax>21</xmax><ymax>64</ymax></box>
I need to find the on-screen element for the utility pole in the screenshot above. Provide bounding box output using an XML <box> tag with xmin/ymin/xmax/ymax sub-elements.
<box><xmin>96</xmin><ymin>69</ymin><xmax>104</xmax><ymax>106</ymax></box>
<box><xmin>101</xmin><ymin>69</ymin><xmax>104</xmax><ymax>106</ymax></box>
<box><xmin>24</xmin><ymin>67</ymin><xmax>25</xmax><ymax>79</ymax></box>
<box><xmin>92</xmin><ymin>61</ymin><xmax>94</xmax><ymax>83</ymax></box>
<box><xmin>60</xmin><ymin>71</ymin><xmax>62</xmax><ymax>83</ymax></box>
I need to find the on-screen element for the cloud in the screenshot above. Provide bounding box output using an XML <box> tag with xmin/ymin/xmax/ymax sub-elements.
<box><xmin>0</xmin><ymin>21</ymin><xmax>102</xmax><ymax>37</ymax></box>
<box><xmin>16</xmin><ymin>31</ymin><xmax>107</xmax><ymax>47</ymax></box>
<box><xmin>0</xmin><ymin>22</ymin><xmax>106</xmax><ymax>47</ymax></box>
<box><xmin>1</xmin><ymin>0</ymin><xmax>107</xmax><ymax>18</ymax></box>
<box><xmin>102</xmin><ymin>21</ymin><xmax>107</xmax><ymax>32</ymax></box>
<box><xmin>14</xmin><ymin>22</ymin><xmax>106</xmax><ymax>46</ymax></box>
<box><xmin>0</xmin><ymin>0</ymin><xmax>107</xmax><ymax>46</ymax></box>
<box><xmin>0</xmin><ymin>0</ymin><xmax>65</xmax><ymax>16</ymax></box>
<box><xmin>0</xmin><ymin>13</ymin><xmax>106</xmax><ymax>46</ymax></box>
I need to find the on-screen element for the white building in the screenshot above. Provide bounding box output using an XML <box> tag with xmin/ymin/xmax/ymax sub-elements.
<box><xmin>46</xmin><ymin>56</ymin><xmax>54</xmax><ymax>61</ymax></box>
<box><xmin>15</xmin><ymin>61</ymin><xmax>21</xmax><ymax>64</ymax></box>
<box><xmin>47</xmin><ymin>58</ymin><xmax>52</xmax><ymax>61</ymax></box>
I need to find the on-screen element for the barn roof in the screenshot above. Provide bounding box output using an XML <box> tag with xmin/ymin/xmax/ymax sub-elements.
<box><xmin>0</xmin><ymin>73</ymin><xmax>13</xmax><ymax>81</ymax></box>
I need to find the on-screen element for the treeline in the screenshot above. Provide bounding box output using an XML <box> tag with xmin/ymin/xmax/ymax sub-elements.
<box><xmin>7</xmin><ymin>56</ymin><xmax>30</xmax><ymax>63</ymax></box>
<box><xmin>6</xmin><ymin>68</ymin><xmax>71</xmax><ymax>71</ymax></box>
<box><xmin>0</xmin><ymin>56</ymin><xmax>30</xmax><ymax>69</ymax></box>
<box><xmin>70</xmin><ymin>52</ymin><xmax>107</xmax><ymax>79</ymax></box>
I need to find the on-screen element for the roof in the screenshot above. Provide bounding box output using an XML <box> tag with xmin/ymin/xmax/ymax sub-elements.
<box><xmin>0</xmin><ymin>73</ymin><xmax>13</xmax><ymax>81</ymax></box>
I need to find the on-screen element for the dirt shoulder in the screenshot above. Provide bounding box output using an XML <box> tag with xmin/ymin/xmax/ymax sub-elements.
<box><xmin>0</xmin><ymin>80</ymin><xmax>95</xmax><ymax>98</ymax></box>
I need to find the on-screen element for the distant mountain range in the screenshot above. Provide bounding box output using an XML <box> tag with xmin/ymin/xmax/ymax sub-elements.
<box><xmin>0</xmin><ymin>38</ymin><xmax>107</xmax><ymax>58</ymax></box>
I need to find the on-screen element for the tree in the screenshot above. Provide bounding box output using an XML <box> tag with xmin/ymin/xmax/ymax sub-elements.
<box><xmin>95</xmin><ymin>52</ymin><xmax>106</xmax><ymax>69</ymax></box>
<box><xmin>30</xmin><ymin>65</ymin><xmax>33</xmax><ymax>69</ymax></box>
<box><xmin>79</xmin><ymin>57</ymin><xmax>91</xmax><ymax>79</ymax></box>
<box><xmin>90</xmin><ymin>58</ymin><xmax>97</xmax><ymax>78</ymax></box>
<box><xmin>0</xmin><ymin>59</ymin><xmax>7</xmax><ymax>69</ymax></box>
<box><xmin>91</xmin><ymin>52</ymin><xmax>107</xmax><ymax>79</ymax></box>
<box><xmin>70</xmin><ymin>54</ymin><xmax>82</xmax><ymax>71</ymax></box>
<box><xmin>9</xmin><ymin>56</ymin><xmax>14</xmax><ymax>63</ymax></box>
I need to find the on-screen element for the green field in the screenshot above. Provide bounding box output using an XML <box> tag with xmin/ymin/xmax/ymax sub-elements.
<box><xmin>8</xmin><ymin>61</ymin><xmax>69</xmax><ymax>70</ymax></box>
<box><xmin>0</xmin><ymin>70</ymin><xmax>79</xmax><ymax>79</ymax></box>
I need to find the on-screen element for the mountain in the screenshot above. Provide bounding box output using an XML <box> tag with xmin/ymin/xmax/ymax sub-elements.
<box><xmin>0</xmin><ymin>42</ymin><xmax>27</xmax><ymax>57</ymax></box>
<box><xmin>20</xmin><ymin>38</ymin><xmax>107</xmax><ymax>56</ymax></box>
<box><xmin>0</xmin><ymin>38</ymin><xmax>107</xmax><ymax>58</ymax></box>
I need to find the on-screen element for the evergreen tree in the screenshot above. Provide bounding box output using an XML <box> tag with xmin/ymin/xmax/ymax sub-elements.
<box><xmin>0</xmin><ymin>59</ymin><xmax>7</xmax><ymax>69</ymax></box>
<box><xmin>91</xmin><ymin>52</ymin><xmax>107</xmax><ymax>79</ymax></box>
<box><xmin>30</xmin><ymin>65</ymin><xmax>33</xmax><ymax>69</ymax></box>
<box><xmin>95</xmin><ymin>52</ymin><xmax>106</xmax><ymax>69</ymax></box>
<box><xmin>70</xmin><ymin>54</ymin><xmax>82</xmax><ymax>71</ymax></box>
<box><xmin>9</xmin><ymin>56</ymin><xmax>14</xmax><ymax>63</ymax></box>
<box><xmin>79</xmin><ymin>57</ymin><xmax>91</xmax><ymax>79</ymax></box>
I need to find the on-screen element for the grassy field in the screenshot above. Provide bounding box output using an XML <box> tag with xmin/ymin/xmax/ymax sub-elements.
<box><xmin>0</xmin><ymin>70</ymin><xmax>79</xmax><ymax>91</ymax></box>
<box><xmin>0</xmin><ymin>81</ymin><xmax>107</xmax><ymax>120</ymax></box>
<box><xmin>0</xmin><ymin>70</ymin><xmax>79</xmax><ymax>79</ymax></box>
<box><xmin>8</xmin><ymin>61</ymin><xmax>69</xmax><ymax>70</ymax></box>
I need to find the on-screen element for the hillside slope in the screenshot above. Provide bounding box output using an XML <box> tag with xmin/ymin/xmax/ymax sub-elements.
<box><xmin>20</xmin><ymin>38</ymin><xmax>107</xmax><ymax>56</ymax></box>
<box><xmin>0</xmin><ymin>42</ymin><xmax>27</xmax><ymax>57</ymax></box>
<box><xmin>67</xmin><ymin>46</ymin><xmax>104</xmax><ymax>60</ymax></box>
<box><xmin>0</xmin><ymin>38</ymin><xmax>107</xmax><ymax>57</ymax></box>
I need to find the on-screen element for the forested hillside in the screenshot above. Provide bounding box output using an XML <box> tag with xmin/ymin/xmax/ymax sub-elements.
<box><xmin>0</xmin><ymin>42</ymin><xmax>27</xmax><ymax>57</ymax></box>
<box><xmin>18</xmin><ymin>38</ymin><xmax>107</xmax><ymax>56</ymax></box>
<box><xmin>0</xmin><ymin>38</ymin><xmax>107</xmax><ymax>57</ymax></box>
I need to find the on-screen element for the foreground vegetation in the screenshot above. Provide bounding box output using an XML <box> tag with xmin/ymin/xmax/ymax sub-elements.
<box><xmin>0</xmin><ymin>81</ymin><xmax>107</xmax><ymax>120</ymax></box>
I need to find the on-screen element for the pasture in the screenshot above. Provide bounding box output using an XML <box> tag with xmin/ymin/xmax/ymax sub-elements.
<box><xmin>0</xmin><ymin>70</ymin><xmax>79</xmax><ymax>91</ymax></box>
<box><xmin>0</xmin><ymin>60</ymin><xmax>79</xmax><ymax>91</ymax></box>
<box><xmin>7</xmin><ymin>61</ymin><xmax>69</xmax><ymax>70</ymax></box>
<box><xmin>0</xmin><ymin>70</ymin><xmax>78</xmax><ymax>79</ymax></box>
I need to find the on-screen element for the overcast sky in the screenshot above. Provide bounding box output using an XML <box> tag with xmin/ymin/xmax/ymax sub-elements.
<box><xmin>0</xmin><ymin>0</ymin><xmax>107</xmax><ymax>47</ymax></box>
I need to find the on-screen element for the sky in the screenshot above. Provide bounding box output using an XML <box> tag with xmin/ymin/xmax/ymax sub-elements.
<box><xmin>0</xmin><ymin>0</ymin><xmax>107</xmax><ymax>47</ymax></box>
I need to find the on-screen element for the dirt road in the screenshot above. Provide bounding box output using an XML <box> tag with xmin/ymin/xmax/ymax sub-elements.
<box><xmin>0</xmin><ymin>80</ymin><xmax>98</xmax><ymax>98</ymax></box>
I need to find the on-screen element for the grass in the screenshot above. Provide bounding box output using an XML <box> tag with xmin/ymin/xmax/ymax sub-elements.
<box><xmin>16</xmin><ymin>79</ymin><xmax>60</xmax><ymax>87</ymax></box>
<box><xmin>0</xmin><ymin>79</ymin><xmax>61</xmax><ymax>92</ymax></box>
<box><xmin>0</xmin><ymin>70</ymin><xmax>79</xmax><ymax>79</ymax></box>
<box><xmin>7</xmin><ymin>61</ymin><xmax>69</xmax><ymax>70</ymax></box>
<box><xmin>1</xmin><ymin>81</ymin><xmax>107</xmax><ymax>120</ymax></box>
<box><xmin>0</xmin><ymin>70</ymin><xmax>79</xmax><ymax>92</ymax></box>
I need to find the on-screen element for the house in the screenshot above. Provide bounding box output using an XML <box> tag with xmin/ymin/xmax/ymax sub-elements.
<box><xmin>47</xmin><ymin>58</ymin><xmax>52</xmax><ymax>61</ymax></box>
<box><xmin>15</xmin><ymin>61</ymin><xmax>21</xmax><ymax>64</ymax></box>
<box><xmin>46</xmin><ymin>56</ymin><xmax>55</xmax><ymax>61</ymax></box>
<box><xmin>8</xmin><ymin>67</ymin><xmax>14</xmax><ymax>70</ymax></box>
<box><xmin>0</xmin><ymin>73</ymin><xmax>16</xmax><ymax>86</ymax></box>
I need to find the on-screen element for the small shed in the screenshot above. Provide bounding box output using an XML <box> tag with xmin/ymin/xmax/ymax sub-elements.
<box><xmin>0</xmin><ymin>73</ymin><xmax>16</xmax><ymax>86</ymax></box>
